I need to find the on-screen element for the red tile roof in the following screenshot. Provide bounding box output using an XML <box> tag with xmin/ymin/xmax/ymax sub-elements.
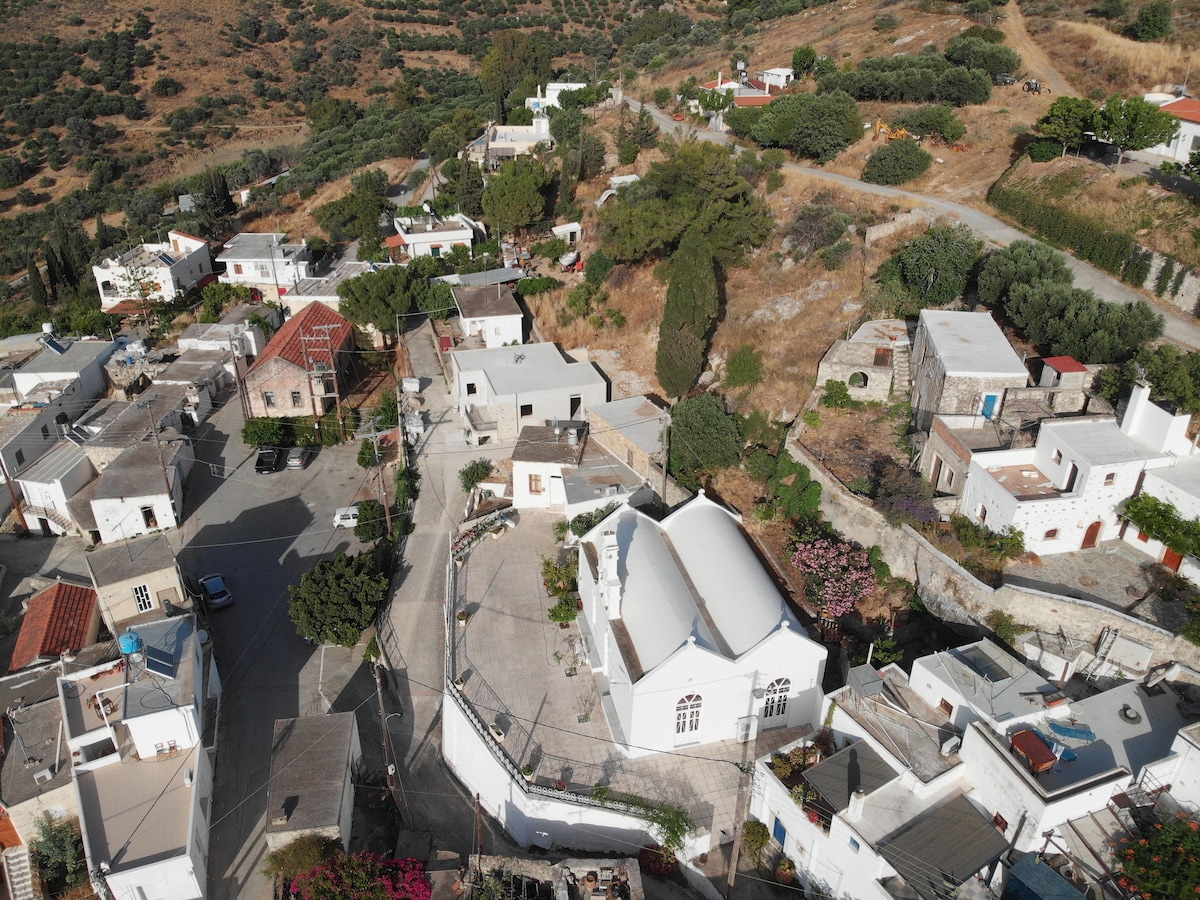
<box><xmin>384</xmin><ymin>234</ymin><xmax>407</xmax><ymax>248</ymax></box>
<box><xmin>1161</xmin><ymin>97</ymin><xmax>1200</xmax><ymax>125</ymax></box>
<box><xmin>10</xmin><ymin>582</ymin><xmax>97</xmax><ymax>672</ymax></box>
<box><xmin>246</xmin><ymin>302</ymin><xmax>354</xmax><ymax>376</ymax></box>
<box><xmin>1042</xmin><ymin>355</ymin><xmax>1088</xmax><ymax>373</ymax></box>
<box><xmin>734</xmin><ymin>96</ymin><xmax>775</xmax><ymax>107</ymax></box>
<box><xmin>105</xmin><ymin>299</ymin><xmax>150</xmax><ymax>316</ymax></box>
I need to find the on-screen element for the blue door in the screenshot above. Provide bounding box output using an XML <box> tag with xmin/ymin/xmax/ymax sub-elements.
<box><xmin>772</xmin><ymin>816</ymin><xmax>787</xmax><ymax>846</ymax></box>
<box><xmin>981</xmin><ymin>394</ymin><xmax>998</xmax><ymax>419</ymax></box>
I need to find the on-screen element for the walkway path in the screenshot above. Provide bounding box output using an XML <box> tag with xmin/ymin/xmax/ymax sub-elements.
<box><xmin>630</xmin><ymin>101</ymin><xmax>1200</xmax><ymax>351</ymax></box>
<box><xmin>1000</xmin><ymin>5</ymin><xmax>1077</xmax><ymax>96</ymax></box>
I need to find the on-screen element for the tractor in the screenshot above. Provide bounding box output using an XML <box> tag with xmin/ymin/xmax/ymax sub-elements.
<box><xmin>1022</xmin><ymin>79</ymin><xmax>1051</xmax><ymax>95</ymax></box>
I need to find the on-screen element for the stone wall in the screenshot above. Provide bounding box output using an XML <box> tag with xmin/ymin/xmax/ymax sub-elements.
<box><xmin>1145</xmin><ymin>251</ymin><xmax>1200</xmax><ymax>317</ymax></box>
<box><xmin>786</xmin><ymin>436</ymin><xmax>1200</xmax><ymax>671</ymax></box>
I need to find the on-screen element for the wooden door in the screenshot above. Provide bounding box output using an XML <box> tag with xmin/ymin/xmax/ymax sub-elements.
<box><xmin>1082</xmin><ymin>520</ymin><xmax>1103</xmax><ymax>549</ymax></box>
<box><xmin>0</xmin><ymin>807</ymin><xmax>21</xmax><ymax>848</ymax></box>
<box><xmin>1163</xmin><ymin>547</ymin><xmax>1183</xmax><ymax>572</ymax></box>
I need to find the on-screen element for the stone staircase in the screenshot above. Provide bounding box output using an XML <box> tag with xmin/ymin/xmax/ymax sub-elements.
<box><xmin>3</xmin><ymin>845</ymin><xmax>37</xmax><ymax>900</ymax></box>
<box><xmin>891</xmin><ymin>344</ymin><xmax>912</xmax><ymax>399</ymax></box>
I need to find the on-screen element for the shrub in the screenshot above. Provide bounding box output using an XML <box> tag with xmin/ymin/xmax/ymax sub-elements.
<box><xmin>617</xmin><ymin>143</ymin><xmax>639</xmax><ymax>165</ymax></box>
<box><xmin>243</xmin><ymin>418</ymin><xmax>284</xmax><ymax>447</ymax></box>
<box><xmin>585</xmin><ymin>250</ymin><xmax>615</xmax><ymax>286</ymax></box>
<box><xmin>874</xmin><ymin>13</ymin><xmax>900</xmax><ymax>32</ymax></box>
<box><xmin>873</xmin><ymin>460</ymin><xmax>938</xmax><ymax>526</ymax></box>
<box><xmin>821</xmin><ymin>379</ymin><xmax>855</xmax><ymax>408</ymax></box>
<box><xmin>986</xmin><ymin>609</ymin><xmax>1026</xmax><ymax>645</ymax></box>
<box><xmin>151</xmin><ymin>76</ymin><xmax>184</xmax><ymax>97</ymax></box>
<box><xmin>1027</xmin><ymin>140</ymin><xmax>1060</xmax><ymax>162</ymax></box>
<box><xmin>531</xmin><ymin>237</ymin><xmax>568</xmax><ymax>260</ymax></box>
<box><xmin>894</xmin><ymin>105</ymin><xmax>966</xmax><ymax>142</ymax></box>
<box><xmin>724</xmin><ymin>344</ymin><xmax>763</xmax><ymax>388</ymax></box>
<box><xmin>354</xmin><ymin>499</ymin><xmax>388</xmax><ymax>543</ymax></box>
<box><xmin>568</xmin><ymin>501</ymin><xmax>618</xmax><ymax>537</ymax></box>
<box><xmin>516</xmin><ymin>276</ymin><xmax>558</xmax><ymax>296</ymax></box>
<box><xmin>263</xmin><ymin>835</ymin><xmax>340</xmax><ymax>883</ymax></box>
<box><xmin>861</xmin><ymin>140</ymin><xmax>933</xmax><ymax>185</ymax></box>
<box><xmin>791</xmin><ymin>535</ymin><xmax>879</xmax><ymax>617</ymax></box>
<box><xmin>458</xmin><ymin>459</ymin><xmax>492</xmax><ymax>493</ymax></box>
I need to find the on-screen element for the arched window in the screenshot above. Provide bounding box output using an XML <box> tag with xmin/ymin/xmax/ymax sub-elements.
<box><xmin>675</xmin><ymin>694</ymin><xmax>702</xmax><ymax>739</ymax></box>
<box><xmin>763</xmin><ymin>678</ymin><xmax>790</xmax><ymax>720</ymax></box>
<box><xmin>848</xmin><ymin>372</ymin><xmax>868</xmax><ymax>388</ymax></box>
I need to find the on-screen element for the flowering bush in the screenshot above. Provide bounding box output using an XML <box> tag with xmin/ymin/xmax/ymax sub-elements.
<box><xmin>1116</xmin><ymin>813</ymin><xmax>1200</xmax><ymax>900</ymax></box>
<box><xmin>291</xmin><ymin>852</ymin><xmax>431</xmax><ymax>900</ymax></box>
<box><xmin>638</xmin><ymin>845</ymin><xmax>678</xmax><ymax>878</ymax></box>
<box><xmin>790</xmin><ymin>536</ymin><xmax>878</xmax><ymax>617</ymax></box>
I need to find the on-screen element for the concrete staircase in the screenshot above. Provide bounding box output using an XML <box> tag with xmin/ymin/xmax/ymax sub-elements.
<box><xmin>891</xmin><ymin>345</ymin><xmax>912</xmax><ymax>399</ymax></box>
<box><xmin>3</xmin><ymin>845</ymin><xmax>37</xmax><ymax>900</ymax></box>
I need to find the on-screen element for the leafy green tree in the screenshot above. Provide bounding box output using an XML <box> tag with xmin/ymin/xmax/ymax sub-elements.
<box><xmin>976</xmin><ymin>240</ymin><xmax>1073</xmax><ymax>308</ymax></box>
<box><xmin>393</xmin><ymin>109</ymin><xmax>430</xmax><ymax>159</ymax></box>
<box><xmin>307</xmin><ymin>97</ymin><xmax>361</xmax><ymax>134</ymax></box>
<box><xmin>354</xmin><ymin>499</ymin><xmax>388</xmax><ymax>543</ymax></box>
<box><xmin>657</xmin><ymin>227</ymin><xmax>718</xmax><ymax>398</ymax></box>
<box><xmin>314</xmin><ymin>189</ymin><xmax>388</xmax><ymax>257</ymax></box>
<box><xmin>1037</xmin><ymin>97</ymin><xmax>1098</xmax><ymax>156</ymax></box>
<box><xmin>358</xmin><ymin>438</ymin><xmax>380</xmax><ymax>469</ymax></box>
<box><xmin>458</xmin><ymin>459</ymin><xmax>493</xmax><ymax>492</ymax></box>
<box><xmin>1133</xmin><ymin>0</ymin><xmax>1172</xmax><ymax>40</ymax></box>
<box><xmin>792</xmin><ymin>45</ymin><xmax>817</xmax><ymax>79</ymax></box>
<box><xmin>190</xmin><ymin>168</ymin><xmax>237</xmax><ymax>235</ymax></box>
<box><xmin>243</xmin><ymin>418</ymin><xmax>285</xmax><ymax>447</ymax></box>
<box><xmin>26</xmin><ymin>257</ymin><xmax>48</xmax><ymax>307</ymax></box>
<box><xmin>288</xmin><ymin>551</ymin><xmax>389</xmax><ymax>646</ymax></box>
<box><xmin>894</xmin><ymin>225</ymin><xmax>983</xmax><ymax>307</ymax></box>
<box><xmin>453</xmin><ymin>159</ymin><xmax>485</xmax><ymax>217</ymax></box>
<box><xmin>31</xmin><ymin>817</ymin><xmax>87</xmax><ymax>892</ymax></box>
<box><xmin>861</xmin><ymin>140</ymin><xmax>933</xmax><ymax>185</ymax></box>
<box><xmin>480</xmin><ymin>30</ymin><xmax>552</xmax><ymax>118</ymax></box>
<box><xmin>375</xmin><ymin>390</ymin><xmax>400</xmax><ymax>429</ymax></box>
<box><xmin>481</xmin><ymin>156</ymin><xmax>551</xmax><ymax>236</ymax></box>
<box><xmin>579</xmin><ymin>132</ymin><xmax>607</xmax><ymax>181</ymax></box>
<box><xmin>1093</xmin><ymin>94</ymin><xmax>1178</xmax><ymax>171</ymax></box>
<box><xmin>894</xmin><ymin>105</ymin><xmax>966</xmax><ymax>142</ymax></box>
<box><xmin>1006</xmin><ymin>281</ymin><xmax>1163</xmax><ymax>362</ymax></box>
<box><xmin>669</xmin><ymin>393</ymin><xmax>742</xmax><ymax>489</ymax></box>
<box><xmin>944</xmin><ymin>36</ymin><xmax>1021</xmax><ymax>79</ymax></box>
<box><xmin>1099</xmin><ymin>0</ymin><xmax>1130</xmax><ymax>18</ymax></box>
<box><xmin>337</xmin><ymin>265</ymin><xmax>437</xmax><ymax>344</ymax></box>
<box><xmin>748</xmin><ymin>91</ymin><xmax>863</xmax><ymax>162</ymax></box>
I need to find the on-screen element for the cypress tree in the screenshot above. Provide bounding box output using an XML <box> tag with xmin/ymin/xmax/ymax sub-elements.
<box><xmin>656</xmin><ymin>227</ymin><xmax>718</xmax><ymax>398</ymax></box>
<box><xmin>26</xmin><ymin>257</ymin><xmax>49</xmax><ymax>308</ymax></box>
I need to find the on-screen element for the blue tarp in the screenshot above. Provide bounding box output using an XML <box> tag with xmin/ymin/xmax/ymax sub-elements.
<box><xmin>1048</xmin><ymin>721</ymin><xmax>1096</xmax><ymax>743</ymax></box>
<box><xmin>1003</xmin><ymin>855</ymin><xmax>1084</xmax><ymax>900</ymax></box>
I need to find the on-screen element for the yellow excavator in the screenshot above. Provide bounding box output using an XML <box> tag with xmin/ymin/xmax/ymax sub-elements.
<box><xmin>873</xmin><ymin>118</ymin><xmax>913</xmax><ymax>142</ymax></box>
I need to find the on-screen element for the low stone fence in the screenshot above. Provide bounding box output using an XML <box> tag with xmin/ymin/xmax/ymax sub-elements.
<box><xmin>786</xmin><ymin>437</ymin><xmax>1200</xmax><ymax>671</ymax></box>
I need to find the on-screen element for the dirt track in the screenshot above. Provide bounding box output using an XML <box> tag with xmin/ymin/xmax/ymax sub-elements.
<box><xmin>1001</xmin><ymin>5</ymin><xmax>1077</xmax><ymax>96</ymax></box>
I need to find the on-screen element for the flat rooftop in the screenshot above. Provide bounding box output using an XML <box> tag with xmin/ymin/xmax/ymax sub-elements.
<box><xmin>291</xmin><ymin>261</ymin><xmax>380</xmax><ymax>299</ymax></box>
<box><xmin>848</xmin><ymin>319</ymin><xmax>911</xmax><ymax>345</ymax></box>
<box><xmin>124</xmin><ymin>616</ymin><xmax>197</xmax><ymax>720</ymax></box>
<box><xmin>984</xmin><ymin>463</ymin><xmax>1062</xmax><ymax>501</ymax></box>
<box><xmin>76</xmin><ymin>745</ymin><xmax>201</xmax><ymax>874</ymax></box>
<box><xmin>218</xmin><ymin>233</ymin><xmax>307</xmax><ymax>261</ymax></box>
<box><xmin>60</xmin><ymin>657</ymin><xmax>127</xmax><ymax>739</ymax></box>
<box><xmin>563</xmin><ymin>442</ymin><xmax>645</xmax><ymax>506</ymax></box>
<box><xmin>454</xmin><ymin>285</ymin><xmax>522</xmax><ymax>320</ymax></box>
<box><xmin>924</xmin><ymin>640</ymin><xmax>1054</xmax><ymax>725</ymax></box>
<box><xmin>16</xmin><ymin>440</ymin><xmax>88</xmax><ymax>486</ymax></box>
<box><xmin>266</xmin><ymin>713</ymin><xmax>357</xmax><ymax>838</ymax></box>
<box><xmin>85</xmin><ymin>533</ymin><xmax>177</xmax><ymax>589</ymax></box>
<box><xmin>154</xmin><ymin>348</ymin><xmax>228</xmax><ymax>384</ymax></box>
<box><xmin>512</xmin><ymin>426</ymin><xmax>585</xmax><ymax>466</ymax></box>
<box><xmin>93</xmin><ymin>440</ymin><xmax>186</xmax><ymax>501</ymax></box>
<box><xmin>1045</xmin><ymin>418</ymin><xmax>1168</xmax><ymax>467</ymax></box>
<box><xmin>453</xmin><ymin>343</ymin><xmax>606</xmax><ymax>396</ymax></box>
<box><xmin>588</xmin><ymin>397</ymin><xmax>666</xmax><ymax>458</ymax></box>
<box><xmin>452</xmin><ymin>509</ymin><xmax>812</xmax><ymax>842</ymax></box>
<box><xmin>829</xmin><ymin>668</ymin><xmax>960</xmax><ymax>784</ymax></box>
<box><xmin>919</xmin><ymin>310</ymin><xmax>1027</xmax><ymax>378</ymax></box>
<box><xmin>1143</xmin><ymin>455</ymin><xmax>1200</xmax><ymax>497</ymax></box>
<box><xmin>396</xmin><ymin>215</ymin><xmax>473</xmax><ymax>236</ymax></box>
<box><xmin>20</xmin><ymin>340</ymin><xmax>115</xmax><ymax>375</ymax></box>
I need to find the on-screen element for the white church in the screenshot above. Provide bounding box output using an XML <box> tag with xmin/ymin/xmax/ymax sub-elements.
<box><xmin>576</xmin><ymin>492</ymin><xmax>828</xmax><ymax>757</ymax></box>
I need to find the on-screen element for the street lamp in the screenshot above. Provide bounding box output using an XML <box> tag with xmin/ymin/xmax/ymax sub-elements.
<box><xmin>385</xmin><ymin>711</ymin><xmax>404</xmax><ymax>729</ymax></box>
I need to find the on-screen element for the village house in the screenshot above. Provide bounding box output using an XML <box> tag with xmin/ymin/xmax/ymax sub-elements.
<box><xmin>84</xmin><ymin>533</ymin><xmax>189</xmax><ymax>633</ymax></box>
<box><xmin>0</xmin><ymin>387</ymin><xmax>93</xmax><ymax>520</ymax></box>
<box><xmin>510</xmin><ymin>424</ymin><xmax>648</xmax><ymax>517</ymax></box>
<box><xmin>92</xmin><ymin>231</ymin><xmax>212</xmax><ymax>313</ymax></box>
<box><xmin>523</xmin><ymin>82</ymin><xmax>588</xmax><ymax>112</ymax></box>
<box><xmin>454</xmin><ymin>284</ymin><xmax>524</xmax><ymax>349</ymax></box>
<box><xmin>177</xmin><ymin>303</ymin><xmax>281</xmax><ymax>360</ymax></box>
<box><xmin>9</xmin><ymin>580</ymin><xmax>100</xmax><ymax>673</ymax></box>
<box><xmin>910</xmin><ymin>310</ymin><xmax>1030</xmax><ymax>433</ymax></box>
<box><xmin>575</xmin><ymin>492</ymin><xmax>828</xmax><ymax>756</ymax></box>
<box><xmin>755</xmin><ymin>67</ymin><xmax>795</xmax><ymax>91</ymax></box>
<box><xmin>242</xmin><ymin>303</ymin><xmax>356</xmax><ymax>421</ymax></box>
<box><xmin>265</xmin><ymin>713</ymin><xmax>362</xmax><ymax>852</ymax></box>
<box><xmin>216</xmin><ymin>232</ymin><xmax>313</xmax><ymax>301</ymax></box>
<box><xmin>451</xmin><ymin>343</ymin><xmax>608</xmax><ymax>445</ymax></box>
<box><xmin>1141</xmin><ymin>93</ymin><xmax>1199</xmax><ymax>163</ymax></box>
<box><xmin>816</xmin><ymin>319</ymin><xmax>912</xmax><ymax>405</ymax></box>
<box><xmin>467</xmin><ymin>117</ymin><xmax>554</xmax><ymax>169</ymax></box>
<box><xmin>60</xmin><ymin>617</ymin><xmax>216</xmax><ymax>900</ymax></box>
<box><xmin>387</xmin><ymin>212</ymin><xmax>482</xmax><ymax>262</ymax></box>
<box><xmin>89</xmin><ymin>431</ymin><xmax>195</xmax><ymax>545</ymax></box>
<box><xmin>11</xmin><ymin>335</ymin><xmax>116</xmax><ymax>405</ymax></box>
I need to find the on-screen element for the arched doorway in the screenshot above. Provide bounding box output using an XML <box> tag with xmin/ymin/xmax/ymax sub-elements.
<box><xmin>1082</xmin><ymin>520</ymin><xmax>1103</xmax><ymax>549</ymax></box>
<box><xmin>763</xmin><ymin>678</ymin><xmax>790</xmax><ymax>725</ymax></box>
<box><xmin>674</xmin><ymin>694</ymin><xmax>702</xmax><ymax>745</ymax></box>
<box><xmin>848</xmin><ymin>372</ymin><xmax>868</xmax><ymax>388</ymax></box>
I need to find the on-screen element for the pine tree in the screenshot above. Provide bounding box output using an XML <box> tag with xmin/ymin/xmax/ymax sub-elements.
<box><xmin>26</xmin><ymin>257</ymin><xmax>49</xmax><ymax>308</ymax></box>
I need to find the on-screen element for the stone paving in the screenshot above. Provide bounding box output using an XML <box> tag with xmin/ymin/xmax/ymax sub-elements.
<box><xmin>451</xmin><ymin>509</ymin><xmax>812</xmax><ymax>845</ymax></box>
<box><xmin>1003</xmin><ymin>540</ymin><xmax>1192</xmax><ymax>631</ymax></box>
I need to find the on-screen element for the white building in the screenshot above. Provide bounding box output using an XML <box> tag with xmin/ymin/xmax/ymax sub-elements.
<box><xmin>467</xmin><ymin>117</ymin><xmax>554</xmax><ymax>169</ymax></box>
<box><xmin>510</xmin><ymin>424</ymin><xmax>648</xmax><ymax>517</ymax></box>
<box><xmin>755</xmin><ymin>67</ymin><xmax>795</xmax><ymax>91</ymax></box>
<box><xmin>576</xmin><ymin>493</ymin><xmax>828</xmax><ymax>756</ymax></box>
<box><xmin>15</xmin><ymin>442</ymin><xmax>96</xmax><ymax>535</ymax></box>
<box><xmin>451</xmin><ymin>343</ymin><xmax>608</xmax><ymax>445</ymax></box>
<box><xmin>59</xmin><ymin>617</ymin><xmax>217</xmax><ymax>900</ymax></box>
<box><xmin>92</xmin><ymin>231</ymin><xmax>212</xmax><ymax>312</ymax></box>
<box><xmin>387</xmin><ymin>213</ymin><xmax>482</xmax><ymax>261</ymax></box>
<box><xmin>90</xmin><ymin>433</ymin><xmax>195</xmax><ymax>544</ymax></box>
<box><xmin>524</xmin><ymin>82</ymin><xmax>588</xmax><ymax>113</ymax></box>
<box><xmin>177</xmin><ymin>303</ymin><xmax>281</xmax><ymax>359</ymax></box>
<box><xmin>961</xmin><ymin>381</ymin><xmax>1197</xmax><ymax>555</ymax></box>
<box><xmin>12</xmin><ymin>337</ymin><xmax>116</xmax><ymax>404</ymax></box>
<box><xmin>216</xmin><ymin>232</ymin><xmax>312</xmax><ymax>301</ymax></box>
<box><xmin>1141</xmin><ymin>94</ymin><xmax>1199</xmax><ymax>163</ymax></box>
<box><xmin>454</xmin><ymin>284</ymin><xmax>524</xmax><ymax>349</ymax></box>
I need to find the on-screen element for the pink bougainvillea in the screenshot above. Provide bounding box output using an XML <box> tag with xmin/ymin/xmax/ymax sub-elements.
<box><xmin>790</xmin><ymin>537</ymin><xmax>878</xmax><ymax>617</ymax></box>
<box><xmin>291</xmin><ymin>852</ymin><xmax>431</xmax><ymax>900</ymax></box>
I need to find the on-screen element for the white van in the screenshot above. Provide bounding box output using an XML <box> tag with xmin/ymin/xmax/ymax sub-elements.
<box><xmin>332</xmin><ymin>505</ymin><xmax>360</xmax><ymax>528</ymax></box>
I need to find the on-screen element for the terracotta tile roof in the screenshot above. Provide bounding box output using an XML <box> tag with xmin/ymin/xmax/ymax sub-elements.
<box><xmin>10</xmin><ymin>582</ymin><xmax>97</xmax><ymax>672</ymax></box>
<box><xmin>105</xmin><ymin>299</ymin><xmax>151</xmax><ymax>316</ymax></box>
<box><xmin>733</xmin><ymin>95</ymin><xmax>774</xmax><ymax>107</ymax></box>
<box><xmin>1162</xmin><ymin>97</ymin><xmax>1200</xmax><ymax>125</ymax></box>
<box><xmin>1042</xmin><ymin>355</ymin><xmax>1088</xmax><ymax>374</ymax></box>
<box><xmin>246</xmin><ymin>302</ymin><xmax>354</xmax><ymax>376</ymax></box>
<box><xmin>384</xmin><ymin>234</ymin><xmax>407</xmax><ymax>248</ymax></box>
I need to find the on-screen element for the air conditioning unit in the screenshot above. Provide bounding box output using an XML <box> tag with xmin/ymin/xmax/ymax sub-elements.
<box><xmin>33</xmin><ymin>768</ymin><xmax>53</xmax><ymax>785</ymax></box>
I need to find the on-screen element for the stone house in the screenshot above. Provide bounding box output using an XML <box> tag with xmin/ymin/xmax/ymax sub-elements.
<box><xmin>242</xmin><ymin>304</ymin><xmax>355</xmax><ymax>421</ymax></box>
<box><xmin>815</xmin><ymin>319</ymin><xmax>911</xmax><ymax>404</ymax></box>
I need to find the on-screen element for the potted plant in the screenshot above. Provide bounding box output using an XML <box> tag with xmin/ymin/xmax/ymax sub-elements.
<box><xmin>521</xmin><ymin>764</ymin><xmax>535</xmax><ymax>781</ymax></box>
<box><xmin>490</xmin><ymin>722</ymin><xmax>505</xmax><ymax>739</ymax></box>
<box><xmin>453</xmin><ymin>675</ymin><xmax>465</xmax><ymax>690</ymax></box>
<box><xmin>456</xmin><ymin>609</ymin><xmax>469</xmax><ymax>626</ymax></box>
<box><xmin>554</xmin><ymin>779</ymin><xmax>569</xmax><ymax>791</ymax></box>
<box><xmin>775</xmin><ymin>857</ymin><xmax>796</xmax><ymax>884</ymax></box>
<box><xmin>741</xmin><ymin>821</ymin><xmax>770</xmax><ymax>871</ymax></box>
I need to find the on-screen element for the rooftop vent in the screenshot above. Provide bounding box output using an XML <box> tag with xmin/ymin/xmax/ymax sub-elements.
<box><xmin>33</xmin><ymin>768</ymin><xmax>53</xmax><ymax>785</ymax></box>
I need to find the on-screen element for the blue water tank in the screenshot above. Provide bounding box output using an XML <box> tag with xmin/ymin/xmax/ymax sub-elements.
<box><xmin>118</xmin><ymin>630</ymin><xmax>143</xmax><ymax>655</ymax></box>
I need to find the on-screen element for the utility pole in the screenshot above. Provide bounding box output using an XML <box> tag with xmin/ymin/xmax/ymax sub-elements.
<box><xmin>229</xmin><ymin>334</ymin><xmax>250</xmax><ymax>421</ymax></box>
<box><xmin>301</xmin><ymin>323</ymin><xmax>345</xmax><ymax>440</ymax></box>
<box><xmin>358</xmin><ymin>420</ymin><xmax>394</xmax><ymax>533</ymax></box>
<box><xmin>659</xmin><ymin>413</ymin><xmax>670</xmax><ymax>508</ymax></box>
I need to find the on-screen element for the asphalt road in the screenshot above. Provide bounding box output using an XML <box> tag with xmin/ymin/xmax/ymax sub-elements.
<box><xmin>629</xmin><ymin>100</ymin><xmax>1200</xmax><ymax>351</ymax></box>
<box><xmin>177</xmin><ymin>394</ymin><xmax>381</xmax><ymax>900</ymax></box>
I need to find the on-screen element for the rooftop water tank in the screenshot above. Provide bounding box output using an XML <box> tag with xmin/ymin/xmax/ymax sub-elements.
<box><xmin>118</xmin><ymin>630</ymin><xmax>143</xmax><ymax>656</ymax></box>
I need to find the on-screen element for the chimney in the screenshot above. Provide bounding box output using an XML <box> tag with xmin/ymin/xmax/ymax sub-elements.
<box><xmin>601</xmin><ymin>530</ymin><xmax>622</xmax><ymax>618</ymax></box>
<box><xmin>1121</xmin><ymin>380</ymin><xmax>1152</xmax><ymax>436</ymax></box>
<box><xmin>847</xmin><ymin>787</ymin><xmax>866</xmax><ymax>821</ymax></box>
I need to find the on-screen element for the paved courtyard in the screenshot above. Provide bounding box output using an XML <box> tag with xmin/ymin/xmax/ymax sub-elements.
<box><xmin>451</xmin><ymin>509</ymin><xmax>813</xmax><ymax>843</ymax></box>
<box><xmin>1004</xmin><ymin>540</ymin><xmax>1193</xmax><ymax>631</ymax></box>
